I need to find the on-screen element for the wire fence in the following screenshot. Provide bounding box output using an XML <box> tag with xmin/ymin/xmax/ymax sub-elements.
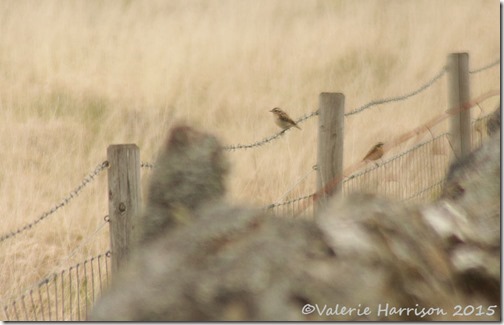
<box><xmin>0</xmin><ymin>161</ymin><xmax>109</xmax><ymax>243</ymax></box>
<box><xmin>219</xmin><ymin>57</ymin><xmax>499</xmax><ymax>151</ymax></box>
<box><xmin>0</xmin><ymin>160</ymin><xmax>111</xmax><ymax>321</ymax></box>
<box><xmin>265</xmin><ymin>133</ymin><xmax>454</xmax><ymax>217</ymax></box>
<box><xmin>3</xmin><ymin>251</ymin><xmax>111</xmax><ymax>321</ymax></box>
<box><xmin>222</xmin><ymin>110</ymin><xmax>319</xmax><ymax>151</ymax></box>
<box><xmin>343</xmin><ymin>133</ymin><xmax>452</xmax><ymax>202</ymax></box>
<box><xmin>468</xmin><ymin>58</ymin><xmax>501</xmax><ymax>74</ymax></box>
<box><xmin>1</xmin><ymin>55</ymin><xmax>499</xmax><ymax>320</ymax></box>
<box><xmin>345</xmin><ymin>66</ymin><xmax>448</xmax><ymax>117</ymax></box>
<box><xmin>266</xmin><ymin>102</ymin><xmax>499</xmax><ymax>218</ymax></box>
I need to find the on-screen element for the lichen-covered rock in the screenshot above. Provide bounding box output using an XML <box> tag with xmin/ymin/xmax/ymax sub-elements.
<box><xmin>486</xmin><ymin>104</ymin><xmax>500</xmax><ymax>136</ymax></box>
<box><xmin>89</xmin><ymin>126</ymin><xmax>500</xmax><ymax>321</ymax></box>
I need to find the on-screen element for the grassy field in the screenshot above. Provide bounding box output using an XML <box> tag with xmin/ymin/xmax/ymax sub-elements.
<box><xmin>0</xmin><ymin>0</ymin><xmax>499</xmax><ymax>313</ymax></box>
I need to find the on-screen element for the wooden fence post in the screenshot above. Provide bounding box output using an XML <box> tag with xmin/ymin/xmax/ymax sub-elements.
<box><xmin>447</xmin><ymin>52</ymin><xmax>471</xmax><ymax>159</ymax></box>
<box><xmin>107</xmin><ymin>144</ymin><xmax>141</xmax><ymax>275</ymax></box>
<box><xmin>316</xmin><ymin>93</ymin><xmax>345</xmax><ymax>212</ymax></box>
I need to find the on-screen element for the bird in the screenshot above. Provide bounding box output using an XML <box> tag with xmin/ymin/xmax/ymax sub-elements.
<box><xmin>270</xmin><ymin>107</ymin><xmax>301</xmax><ymax>130</ymax></box>
<box><xmin>362</xmin><ymin>142</ymin><xmax>385</xmax><ymax>163</ymax></box>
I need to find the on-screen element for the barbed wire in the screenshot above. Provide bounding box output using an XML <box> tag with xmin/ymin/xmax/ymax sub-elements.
<box><xmin>138</xmin><ymin>68</ymin><xmax>495</xmax><ymax>218</ymax></box>
<box><xmin>265</xmin><ymin>193</ymin><xmax>314</xmax><ymax>210</ymax></box>
<box><xmin>345</xmin><ymin>66</ymin><xmax>447</xmax><ymax>117</ymax></box>
<box><xmin>140</xmin><ymin>162</ymin><xmax>154</xmax><ymax>169</ymax></box>
<box><xmin>224</xmin><ymin>57</ymin><xmax>496</xmax><ymax>149</ymax></box>
<box><xmin>469</xmin><ymin>58</ymin><xmax>500</xmax><ymax>74</ymax></box>
<box><xmin>138</xmin><ymin>111</ymin><xmax>319</xmax><ymax>165</ymax></box>
<box><xmin>0</xmin><ymin>161</ymin><xmax>110</xmax><ymax>244</ymax></box>
<box><xmin>223</xmin><ymin>110</ymin><xmax>319</xmax><ymax>151</ymax></box>
<box><xmin>2</xmin><ymin>55</ymin><xmax>499</xmax><ymax>319</ymax></box>
<box><xmin>215</xmin><ymin>64</ymin><xmax>450</xmax><ymax>152</ymax></box>
<box><xmin>136</xmin><ymin>57</ymin><xmax>498</xmax><ymax>161</ymax></box>
<box><xmin>310</xmin><ymin>89</ymin><xmax>499</xmax><ymax>215</ymax></box>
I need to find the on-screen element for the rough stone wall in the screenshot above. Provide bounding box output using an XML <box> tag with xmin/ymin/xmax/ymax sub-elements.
<box><xmin>89</xmin><ymin>126</ymin><xmax>500</xmax><ymax>321</ymax></box>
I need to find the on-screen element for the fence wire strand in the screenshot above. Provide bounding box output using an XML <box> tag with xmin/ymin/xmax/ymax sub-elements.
<box><xmin>345</xmin><ymin>133</ymin><xmax>450</xmax><ymax>181</ymax></box>
<box><xmin>63</xmin><ymin>219</ymin><xmax>109</xmax><ymax>262</ymax></box>
<box><xmin>266</xmin><ymin>193</ymin><xmax>314</xmax><ymax>210</ymax></box>
<box><xmin>223</xmin><ymin>110</ymin><xmax>319</xmax><ymax>151</ymax></box>
<box><xmin>138</xmin><ymin>56</ymin><xmax>498</xmax><ymax>157</ymax></box>
<box><xmin>329</xmin><ymin>132</ymin><xmax>453</xmax><ymax>207</ymax></box>
<box><xmin>402</xmin><ymin>180</ymin><xmax>445</xmax><ymax>202</ymax></box>
<box><xmin>469</xmin><ymin>58</ymin><xmax>500</xmax><ymax>74</ymax></box>
<box><xmin>2</xmin><ymin>251</ymin><xmax>111</xmax><ymax>321</ymax></box>
<box><xmin>141</xmin><ymin>161</ymin><xmax>155</xmax><ymax>169</ymax></box>
<box><xmin>200</xmin><ymin>64</ymin><xmax>450</xmax><ymax>153</ymax></box>
<box><xmin>0</xmin><ymin>161</ymin><xmax>109</xmax><ymax>243</ymax></box>
<box><xmin>345</xmin><ymin>66</ymin><xmax>447</xmax><ymax>116</ymax></box>
<box><xmin>8</xmin><ymin>216</ymin><xmax>110</xmax><ymax>317</ymax></box>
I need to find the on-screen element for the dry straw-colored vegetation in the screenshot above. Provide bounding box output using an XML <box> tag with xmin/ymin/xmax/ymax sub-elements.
<box><xmin>0</xmin><ymin>0</ymin><xmax>499</xmax><ymax>311</ymax></box>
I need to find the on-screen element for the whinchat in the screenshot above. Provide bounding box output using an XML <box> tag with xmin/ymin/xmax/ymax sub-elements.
<box><xmin>270</xmin><ymin>107</ymin><xmax>301</xmax><ymax>130</ymax></box>
<box><xmin>362</xmin><ymin>142</ymin><xmax>385</xmax><ymax>162</ymax></box>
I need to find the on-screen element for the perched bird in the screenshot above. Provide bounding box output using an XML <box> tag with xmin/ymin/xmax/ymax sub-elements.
<box><xmin>270</xmin><ymin>107</ymin><xmax>301</xmax><ymax>130</ymax></box>
<box><xmin>362</xmin><ymin>142</ymin><xmax>385</xmax><ymax>163</ymax></box>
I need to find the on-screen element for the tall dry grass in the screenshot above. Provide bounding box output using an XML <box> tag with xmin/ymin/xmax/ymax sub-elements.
<box><xmin>0</xmin><ymin>0</ymin><xmax>499</xmax><ymax>312</ymax></box>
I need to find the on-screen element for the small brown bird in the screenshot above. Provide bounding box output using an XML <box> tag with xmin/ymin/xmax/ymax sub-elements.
<box><xmin>362</xmin><ymin>142</ymin><xmax>385</xmax><ymax>162</ymax></box>
<box><xmin>270</xmin><ymin>107</ymin><xmax>301</xmax><ymax>130</ymax></box>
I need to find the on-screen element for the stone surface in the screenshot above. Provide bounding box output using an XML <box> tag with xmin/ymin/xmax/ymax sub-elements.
<box><xmin>89</xmin><ymin>126</ymin><xmax>500</xmax><ymax>321</ymax></box>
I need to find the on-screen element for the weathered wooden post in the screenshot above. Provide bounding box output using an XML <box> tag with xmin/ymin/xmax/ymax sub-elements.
<box><xmin>106</xmin><ymin>144</ymin><xmax>141</xmax><ymax>275</ymax></box>
<box><xmin>316</xmin><ymin>92</ymin><xmax>345</xmax><ymax>213</ymax></box>
<box><xmin>447</xmin><ymin>52</ymin><xmax>471</xmax><ymax>159</ymax></box>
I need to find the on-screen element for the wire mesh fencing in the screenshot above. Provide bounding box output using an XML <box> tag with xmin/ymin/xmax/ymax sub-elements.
<box><xmin>2</xmin><ymin>251</ymin><xmax>111</xmax><ymax>321</ymax></box>
<box><xmin>343</xmin><ymin>134</ymin><xmax>453</xmax><ymax>203</ymax></box>
<box><xmin>266</xmin><ymin>133</ymin><xmax>455</xmax><ymax>218</ymax></box>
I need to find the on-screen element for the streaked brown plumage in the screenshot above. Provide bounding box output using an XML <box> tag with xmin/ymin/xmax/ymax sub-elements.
<box><xmin>270</xmin><ymin>107</ymin><xmax>301</xmax><ymax>130</ymax></box>
<box><xmin>362</xmin><ymin>142</ymin><xmax>385</xmax><ymax>162</ymax></box>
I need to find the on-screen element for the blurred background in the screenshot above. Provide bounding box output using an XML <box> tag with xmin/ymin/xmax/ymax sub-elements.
<box><xmin>0</xmin><ymin>0</ymin><xmax>499</xmax><ymax>316</ymax></box>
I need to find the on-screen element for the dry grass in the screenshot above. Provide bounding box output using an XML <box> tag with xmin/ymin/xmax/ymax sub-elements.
<box><xmin>0</xmin><ymin>0</ymin><xmax>499</xmax><ymax>314</ymax></box>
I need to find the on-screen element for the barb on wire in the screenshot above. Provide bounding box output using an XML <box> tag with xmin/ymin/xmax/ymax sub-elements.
<box><xmin>223</xmin><ymin>110</ymin><xmax>319</xmax><ymax>151</ymax></box>
<box><xmin>140</xmin><ymin>162</ymin><xmax>154</xmax><ymax>169</ymax></box>
<box><xmin>345</xmin><ymin>66</ymin><xmax>447</xmax><ymax>116</ymax></box>
<box><xmin>265</xmin><ymin>193</ymin><xmax>314</xmax><ymax>210</ymax></box>
<box><xmin>141</xmin><ymin>58</ymin><xmax>498</xmax><ymax>157</ymax></box>
<box><xmin>469</xmin><ymin>58</ymin><xmax>500</xmax><ymax>74</ymax></box>
<box><xmin>138</xmin><ymin>111</ymin><xmax>319</xmax><ymax>161</ymax></box>
<box><xmin>0</xmin><ymin>161</ymin><xmax>110</xmax><ymax>244</ymax></box>
<box><xmin>303</xmin><ymin>89</ymin><xmax>499</xmax><ymax>217</ymax></box>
